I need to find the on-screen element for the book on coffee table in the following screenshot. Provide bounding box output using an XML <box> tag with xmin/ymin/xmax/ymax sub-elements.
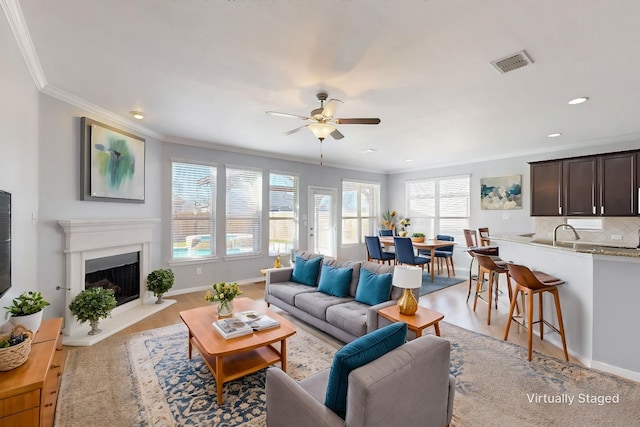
<box><xmin>236</xmin><ymin>311</ymin><xmax>281</xmax><ymax>331</ymax></box>
<box><xmin>212</xmin><ymin>317</ymin><xmax>253</xmax><ymax>339</ymax></box>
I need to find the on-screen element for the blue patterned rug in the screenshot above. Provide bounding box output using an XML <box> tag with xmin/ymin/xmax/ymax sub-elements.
<box><xmin>57</xmin><ymin>320</ymin><xmax>639</xmax><ymax>426</ymax></box>
<box><xmin>420</xmin><ymin>273</ymin><xmax>466</xmax><ymax>295</ymax></box>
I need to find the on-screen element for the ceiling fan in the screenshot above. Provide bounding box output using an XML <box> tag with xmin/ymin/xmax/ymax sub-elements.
<box><xmin>267</xmin><ymin>92</ymin><xmax>381</xmax><ymax>164</ymax></box>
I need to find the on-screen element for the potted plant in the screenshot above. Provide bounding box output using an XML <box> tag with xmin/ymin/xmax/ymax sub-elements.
<box><xmin>4</xmin><ymin>291</ymin><xmax>50</xmax><ymax>333</ymax></box>
<box><xmin>146</xmin><ymin>268</ymin><xmax>175</xmax><ymax>304</ymax></box>
<box><xmin>205</xmin><ymin>282</ymin><xmax>242</xmax><ymax>317</ymax></box>
<box><xmin>411</xmin><ymin>232</ymin><xmax>426</xmax><ymax>243</ymax></box>
<box><xmin>68</xmin><ymin>287</ymin><xmax>117</xmax><ymax>335</ymax></box>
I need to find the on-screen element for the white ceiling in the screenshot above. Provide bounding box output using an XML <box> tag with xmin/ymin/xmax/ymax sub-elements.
<box><xmin>9</xmin><ymin>0</ymin><xmax>640</xmax><ymax>173</ymax></box>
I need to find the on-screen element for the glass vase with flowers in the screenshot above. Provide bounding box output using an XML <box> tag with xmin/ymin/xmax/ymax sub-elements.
<box><xmin>205</xmin><ymin>282</ymin><xmax>242</xmax><ymax>317</ymax></box>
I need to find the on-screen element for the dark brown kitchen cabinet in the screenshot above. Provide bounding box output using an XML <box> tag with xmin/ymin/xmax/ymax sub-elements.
<box><xmin>599</xmin><ymin>152</ymin><xmax>636</xmax><ymax>216</ymax></box>
<box><xmin>531</xmin><ymin>161</ymin><xmax>563</xmax><ymax>216</ymax></box>
<box><xmin>530</xmin><ymin>149</ymin><xmax>638</xmax><ymax>217</ymax></box>
<box><xmin>563</xmin><ymin>157</ymin><xmax>598</xmax><ymax>216</ymax></box>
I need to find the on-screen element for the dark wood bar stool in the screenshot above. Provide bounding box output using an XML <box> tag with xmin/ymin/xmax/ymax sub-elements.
<box><xmin>504</xmin><ymin>263</ymin><xmax>569</xmax><ymax>362</ymax></box>
<box><xmin>473</xmin><ymin>253</ymin><xmax>518</xmax><ymax>325</ymax></box>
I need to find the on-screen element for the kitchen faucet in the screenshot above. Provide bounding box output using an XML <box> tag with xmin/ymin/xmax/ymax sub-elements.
<box><xmin>552</xmin><ymin>223</ymin><xmax>581</xmax><ymax>246</ymax></box>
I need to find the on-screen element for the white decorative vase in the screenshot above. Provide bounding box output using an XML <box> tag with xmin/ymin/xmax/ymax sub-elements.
<box><xmin>11</xmin><ymin>310</ymin><xmax>43</xmax><ymax>333</ymax></box>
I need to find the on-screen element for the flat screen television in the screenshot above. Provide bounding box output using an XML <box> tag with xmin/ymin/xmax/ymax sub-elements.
<box><xmin>0</xmin><ymin>191</ymin><xmax>10</xmax><ymax>299</ymax></box>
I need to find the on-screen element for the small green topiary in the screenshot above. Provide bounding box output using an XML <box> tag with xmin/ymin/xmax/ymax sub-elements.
<box><xmin>146</xmin><ymin>269</ymin><xmax>175</xmax><ymax>303</ymax></box>
<box><xmin>69</xmin><ymin>287</ymin><xmax>117</xmax><ymax>324</ymax></box>
<box><xmin>411</xmin><ymin>232</ymin><xmax>425</xmax><ymax>238</ymax></box>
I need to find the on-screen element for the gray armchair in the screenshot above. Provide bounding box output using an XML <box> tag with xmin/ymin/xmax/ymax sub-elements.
<box><xmin>266</xmin><ymin>334</ymin><xmax>455</xmax><ymax>427</ymax></box>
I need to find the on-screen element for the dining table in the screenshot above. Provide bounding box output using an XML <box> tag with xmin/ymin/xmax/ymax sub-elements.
<box><xmin>378</xmin><ymin>236</ymin><xmax>456</xmax><ymax>283</ymax></box>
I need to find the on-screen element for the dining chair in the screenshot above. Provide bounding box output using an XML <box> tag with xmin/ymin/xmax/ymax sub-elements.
<box><xmin>394</xmin><ymin>237</ymin><xmax>430</xmax><ymax>271</ymax></box>
<box><xmin>378</xmin><ymin>229</ymin><xmax>394</xmax><ymax>237</ymax></box>
<box><xmin>365</xmin><ymin>236</ymin><xmax>395</xmax><ymax>265</ymax></box>
<box><xmin>421</xmin><ymin>234</ymin><xmax>455</xmax><ymax>277</ymax></box>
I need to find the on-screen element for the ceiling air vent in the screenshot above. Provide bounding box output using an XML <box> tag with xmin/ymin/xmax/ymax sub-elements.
<box><xmin>490</xmin><ymin>50</ymin><xmax>534</xmax><ymax>74</ymax></box>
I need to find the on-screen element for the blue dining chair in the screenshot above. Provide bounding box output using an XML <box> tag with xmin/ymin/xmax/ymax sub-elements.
<box><xmin>365</xmin><ymin>236</ymin><xmax>395</xmax><ymax>265</ymax></box>
<box><xmin>394</xmin><ymin>237</ymin><xmax>430</xmax><ymax>271</ymax></box>
<box><xmin>420</xmin><ymin>235</ymin><xmax>455</xmax><ymax>277</ymax></box>
<box><xmin>378</xmin><ymin>229</ymin><xmax>394</xmax><ymax>236</ymax></box>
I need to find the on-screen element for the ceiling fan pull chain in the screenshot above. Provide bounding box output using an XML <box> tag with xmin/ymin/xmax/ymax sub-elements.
<box><xmin>320</xmin><ymin>140</ymin><xmax>323</xmax><ymax>166</ymax></box>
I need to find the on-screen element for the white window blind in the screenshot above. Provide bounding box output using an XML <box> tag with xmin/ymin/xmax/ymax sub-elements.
<box><xmin>342</xmin><ymin>181</ymin><xmax>380</xmax><ymax>244</ymax></box>
<box><xmin>406</xmin><ymin>175</ymin><xmax>469</xmax><ymax>241</ymax></box>
<box><xmin>171</xmin><ymin>161</ymin><xmax>216</xmax><ymax>259</ymax></box>
<box><xmin>226</xmin><ymin>167</ymin><xmax>262</xmax><ymax>256</ymax></box>
<box><xmin>269</xmin><ymin>172</ymin><xmax>298</xmax><ymax>255</ymax></box>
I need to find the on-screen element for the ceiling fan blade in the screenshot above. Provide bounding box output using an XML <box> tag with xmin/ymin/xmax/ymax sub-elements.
<box><xmin>283</xmin><ymin>125</ymin><xmax>309</xmax><ymax>136</ymax></box>
<box><xmin>330</xmin><ymin>129</ymin><xmax>345</xmax><ymax>140</ymax></box>
<box><xmin>321</xmin><ymin>99</ymin><xmax>343</xmax><ymax>118</ymax></box>
<box><xmin>334</xmin><ymin>118</ymin><xmax>381</xmax><ymax>125</ymax></box>
<box><xmin>266</xmin><ymin>111</ymin><xmax>312</xmax><ymax>120</ymax></box>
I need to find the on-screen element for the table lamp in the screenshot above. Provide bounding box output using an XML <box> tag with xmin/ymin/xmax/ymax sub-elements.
<box><xmin>392</xmin><ymin>265</ymin><xmax>423</xmax><ymax>315</ymax></box>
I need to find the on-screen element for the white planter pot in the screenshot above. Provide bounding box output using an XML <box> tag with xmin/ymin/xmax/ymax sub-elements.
<box><xmin>11</xmin><ymin>310</ymin><xmax>44</xmax><ymax>333</ymax></box>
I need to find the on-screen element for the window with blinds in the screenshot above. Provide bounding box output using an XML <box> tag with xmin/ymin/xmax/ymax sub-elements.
<box><xmin>226</xmin><ymin>167</ymin><xmax>262</xmax><ymax>256</ymax></box>
<box><xmin>269</xmin><ymin>172</ymin><xmax>298</xmax><ymax>255</ymax></box>
<box><xmin>406</xmin><ymin>175</ymin><xmax>469</xmax><ymax>241</ymax></box>
<box><xmin>342</xmin><ymin>181</ymin><xmax>380</xmax><ymax>244</ymax></box>
<box><xmin>171</xmin><ymin>161</ymin><xmax>216</xmax><ymax>259</ymax></box>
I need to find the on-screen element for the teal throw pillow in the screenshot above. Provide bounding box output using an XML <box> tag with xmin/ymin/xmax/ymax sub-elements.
<box><xmin>318</xmin><ymin>264</ymin><xmax>353</xmax><ymax>297</ymax></box>
<box><xmin>354</xmin><ymin>268</ymin><xmax>393</xmax><ymax>306</ymax></box>
<box><xmin>324</xmin><ymin>322</ymin><xmax>408</xmax><ymax>418</ymax></box>
<box><xmin>291</xmin><ymin>256</ymin><xmax>323</xmax><ymax>286</ymax></box>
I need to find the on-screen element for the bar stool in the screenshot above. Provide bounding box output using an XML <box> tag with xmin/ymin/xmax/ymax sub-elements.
<box><xmin>504</xmin><ymin>263</ymin><xmax>569</xmax><ymax>362</ymax></box>
<box><xmin>473</xmin><ymin>253</ymin><xmax>517</xmax><ymax>325</ymax></box>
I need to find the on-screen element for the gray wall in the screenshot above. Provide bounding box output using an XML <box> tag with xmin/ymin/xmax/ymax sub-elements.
<box><xmin>36</xmin><ymin>95</ymin><xmax>163</xmax><ymax>319</ymax></box>
<box><xmin>162</xmin><ymin>142</ymin><xmax>388</xmax><ymax>292</ymax></box>
<box><xmin>0</xmin><ymin>14</ymin><xmax>40</xmax><ymax>317</ymax></box>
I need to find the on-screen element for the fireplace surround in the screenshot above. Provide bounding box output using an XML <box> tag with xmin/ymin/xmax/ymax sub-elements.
<box><xmin>58</xmin><ymin>218</ymin><xmax>167</xmax><ymax>344</ymax></box>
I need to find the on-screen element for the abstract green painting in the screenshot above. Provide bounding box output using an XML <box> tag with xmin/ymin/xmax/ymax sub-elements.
<box><xmin>81</xmin><ymin>117</ymin><xmax>145</xmax><ymax>202</ymax></box>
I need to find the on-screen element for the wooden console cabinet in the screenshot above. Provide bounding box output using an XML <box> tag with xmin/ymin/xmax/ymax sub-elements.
<box><xmin>0</xmin><ymin>318</ymin><xmax>64</xmax><ymax>427</ymax></box>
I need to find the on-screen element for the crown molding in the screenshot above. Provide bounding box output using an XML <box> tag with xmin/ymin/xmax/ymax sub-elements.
<box><xmin>41</xmin><ymin>85</ymin><xmax>164</xmax><ymax>140</ymax></box>
<box><xmin>1</xmin><ymin>0</ymin><xmax>47</xmax><ymax>89</ymax></box>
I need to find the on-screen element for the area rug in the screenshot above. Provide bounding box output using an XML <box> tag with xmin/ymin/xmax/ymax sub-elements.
<box><xmin>56</xmin><ymin>321</ymin><xmax>639</xmax><ymax>427</ymax></box>
<box><xmin>420</xmin><ymin>273</ymin><xmax>466</xmax><ymax>295</ymax></box>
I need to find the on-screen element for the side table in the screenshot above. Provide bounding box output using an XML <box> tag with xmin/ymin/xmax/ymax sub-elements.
<box><xmin>378</xmin><ymin>304</ymin><xmax>445</xmax><ymax>338</ymax></box>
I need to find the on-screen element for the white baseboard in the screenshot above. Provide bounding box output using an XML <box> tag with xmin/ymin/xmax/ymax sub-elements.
<box><xmin>590</xmin><ymin>360</ymin><xmax>640</xmax><ymax>382</ymax></box>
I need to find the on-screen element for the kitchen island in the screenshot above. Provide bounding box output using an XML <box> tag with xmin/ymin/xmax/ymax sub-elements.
<box><xmin>493</xmin><ymin>234</ymin><xmax>640</xmax><ymax>382</ymax></box>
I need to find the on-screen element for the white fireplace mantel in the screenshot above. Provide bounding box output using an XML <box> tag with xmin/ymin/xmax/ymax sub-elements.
<box><xmin>58</xmin><ymin>218</ymin><xmax>172</xmax><ymax>345</ymax></box>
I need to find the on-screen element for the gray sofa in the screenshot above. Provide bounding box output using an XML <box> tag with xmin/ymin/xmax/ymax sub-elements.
<box><xmin>266</xmin><ymin>334</ymin><xmax>456</xmax><ymax>427</ymax></box>
<box><xmin>265</xmin><ymin>253</ymin><xmax>419</xmax><ymax>343</ymax></box>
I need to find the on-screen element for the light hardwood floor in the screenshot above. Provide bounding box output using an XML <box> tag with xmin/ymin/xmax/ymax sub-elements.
<box><xmin>107</xmin><ymin>277</ymin><xmax>571</xmax><ymax>362</ymax></box>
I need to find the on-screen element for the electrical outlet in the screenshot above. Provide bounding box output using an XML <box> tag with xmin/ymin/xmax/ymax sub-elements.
<box><xmin>196</xmin><ymin>267</ymin><xmax>202</xmax><ymax>275</ymax></box>
<box><xmin>611</xmin><ymin>234</ymin><xmax>623</xmax><ymax>240</ymax></box>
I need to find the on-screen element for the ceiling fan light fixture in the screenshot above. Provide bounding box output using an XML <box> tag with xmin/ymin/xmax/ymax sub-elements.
<box><xmin>308</xmin><ymin>123</ymin><xmax>335</xmax><ymax>141</ymax></box>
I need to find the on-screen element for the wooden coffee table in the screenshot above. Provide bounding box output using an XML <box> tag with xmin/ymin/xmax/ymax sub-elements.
<box><xmin>378</xmin><ymin>304</ymin><xmax>445</xmax><ymax>338</ymax></box>
<box><xmin>179</xmin><ymin>297</ymin><xmax>296</xmax><ymax>404</ymax></box>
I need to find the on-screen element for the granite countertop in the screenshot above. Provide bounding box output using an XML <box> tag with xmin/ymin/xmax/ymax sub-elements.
<box><xmin>492</xmin><ymin>233</ymin><xmax>640</xmax><ymax>258</ymax></box>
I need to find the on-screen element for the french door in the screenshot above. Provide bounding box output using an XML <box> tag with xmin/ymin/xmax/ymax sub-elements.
<box><xmin>308</xmin><ymin>187</ymin><xmax>336</xmax><ymax>257</ymax></box>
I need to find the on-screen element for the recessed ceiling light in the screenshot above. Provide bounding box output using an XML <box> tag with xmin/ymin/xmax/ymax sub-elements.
<box><xmin>129</xmin><ymin>111</ymin><xmax>144</xmax><ymax>120</ymax></box>
<box><xmin>405</xmin><ymin>159</ymin><xmax>413</xmax><ymax>163</ymax></box>
<box><xmin>361</xmin><ymin>148</ymin><xmax>378</xmax><ymax>153</ymax></box>
<box><xmin>568</xmin><ymin>97</ymin><xmax>589</xmax><ymax>105</ymax></box>
<box><xmin>547</xmin><ymin>133</ymin><xmax>562</xmax><ymax>138</ymax></box>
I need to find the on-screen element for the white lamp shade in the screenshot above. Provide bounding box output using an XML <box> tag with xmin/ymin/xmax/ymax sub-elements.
<box><xmin>392</xmin><ymin>265</ymin><xmax>422</xmax><ymax>289</ymax></box>
<box><xmin>308</xmin><ymin>123</ymin><xmax>335</xmax><ymax>140</ymax></box>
